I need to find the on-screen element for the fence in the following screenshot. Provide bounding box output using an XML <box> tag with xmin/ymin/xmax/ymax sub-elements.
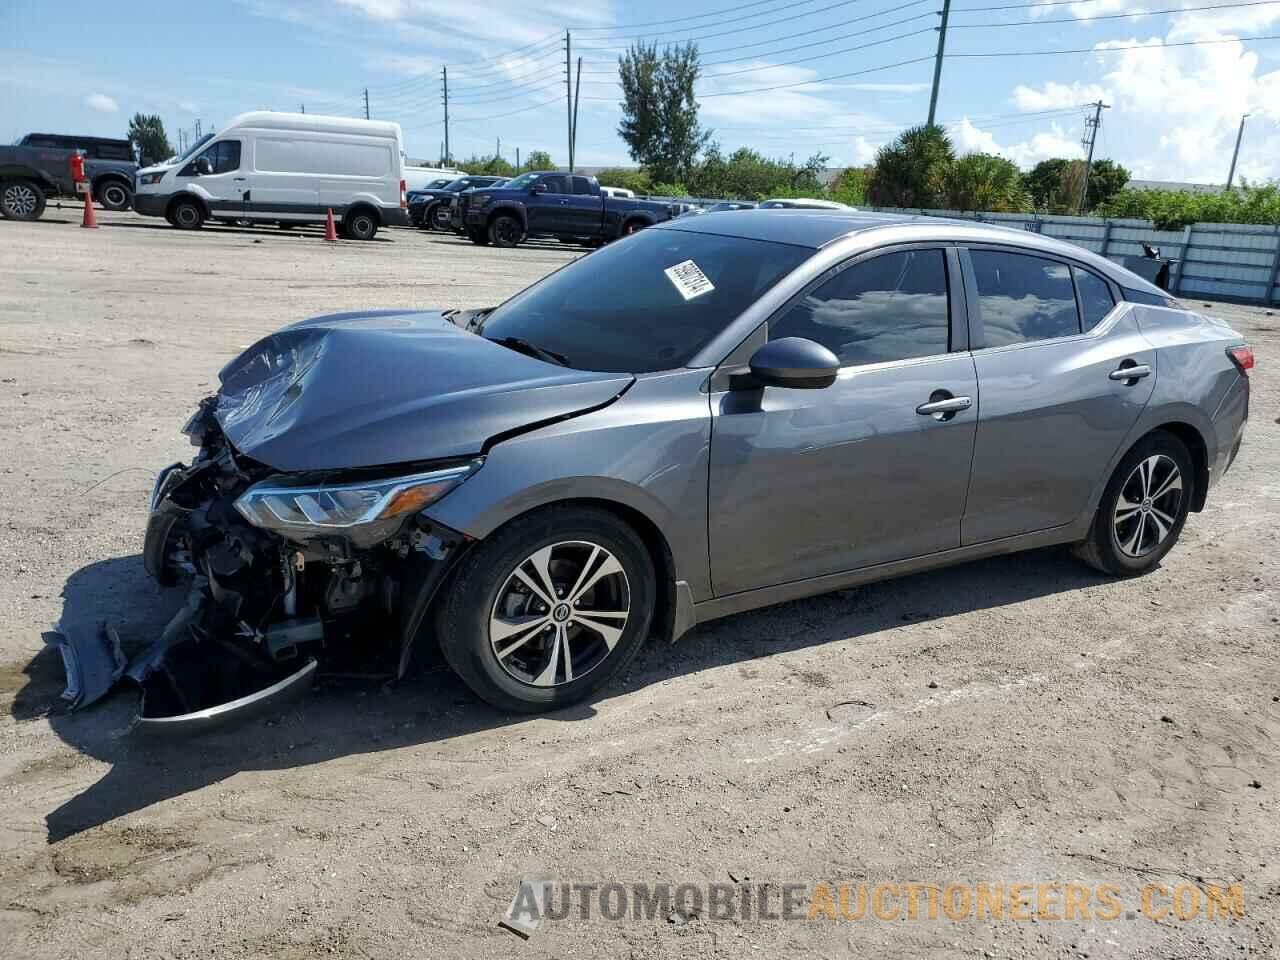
<box><xmin>865</xmin><ymin>207</ymin><xmax>1280</xmax><ymax>306</ymax></box>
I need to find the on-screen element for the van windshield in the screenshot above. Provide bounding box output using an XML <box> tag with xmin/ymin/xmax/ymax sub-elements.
<box><xmin>171</xmin><ymin>133</ymin><xmax>213</xmax><ymax>166</ymax></box>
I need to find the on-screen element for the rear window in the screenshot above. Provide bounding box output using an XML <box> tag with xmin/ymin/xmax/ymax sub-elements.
<box><xmin>971</xmin><ymin>249</ymin><xmax>1080</xmax><ymax>346</ymax></box>
<box><xmin>476</xmin><ymin>228</ymin><xmax>811</xmax><ymax>372</ymax></box>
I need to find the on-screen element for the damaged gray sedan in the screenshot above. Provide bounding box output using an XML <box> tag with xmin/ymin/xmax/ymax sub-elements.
<box><xmin>115</xmin><ymin>211</ymin><xmax>1249</xmax><ymax>729</ymax></box>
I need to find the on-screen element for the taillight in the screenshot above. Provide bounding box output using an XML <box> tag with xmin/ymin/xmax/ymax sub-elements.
<box><xmin>1227</xmin><ymin>345</ymin><xmax>1254</xmax><ymax>376</ymax></box>
<box><xmin>400</xmin><ymin>179</ymin><xmax>407</xmax><ymax>208</ymax></box>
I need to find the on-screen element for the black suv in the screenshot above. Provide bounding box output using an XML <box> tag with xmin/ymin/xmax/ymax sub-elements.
<box><xmin>409</xmin><ymin>175</ymin><xmax>507</xmax><ymax>230</ymax></box>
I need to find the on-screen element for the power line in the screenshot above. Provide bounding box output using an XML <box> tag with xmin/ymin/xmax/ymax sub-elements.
<box><xmin>950</xmin><ymin>0</ymin><xmax>1280</xmax><ymax>27</ymax></box>
<box><xmin>569</xmin><ymin>0</ymin><xmax>837</xmax><ymax>31</ymax></box>
<box><xmin>451</xmin><ymin>94</ymin><xmax>567</xmax><ymax>123</ymax></box>
<box><xmin>946</xmin><ymin>32</ymin><xmax>1280</xmax><ymax>56</ymax></box>
<box><xmin>702</xmin><ymin>26</ymin><xmax>936</xmax><ymax>79</ymax></box>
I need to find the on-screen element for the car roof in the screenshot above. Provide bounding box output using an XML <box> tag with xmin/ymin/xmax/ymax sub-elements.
<box><xmin>653</xmin><ymin>210</ymin><xmax>1170</xmax><ymax>297</ymax></box>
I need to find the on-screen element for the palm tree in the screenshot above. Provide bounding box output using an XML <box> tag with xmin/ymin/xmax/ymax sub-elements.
<box><xmin>865</xmin><ymin>124</ymin><xmax>955</xmax><ymax>208</ymax></box>
<box><xmin>944</xmin><ymin>153</ymin><xmax>1032</xmax><ymax>213</ymax></box>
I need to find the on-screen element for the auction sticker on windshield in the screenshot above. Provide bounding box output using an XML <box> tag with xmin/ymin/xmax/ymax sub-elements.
<box><xmin>664</xmin><ymin>260</ymin><xmax>715</xmax><ymax>301</ymax></box>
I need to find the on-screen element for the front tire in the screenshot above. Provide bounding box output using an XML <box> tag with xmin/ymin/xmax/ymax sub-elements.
<box><xmin>1074</xmin><ymin>431</ymin><xmax>1194</xmax><ymax>576</ymax></box>
<box><xmin>0</xmin><ymin>179</ymin><xmax>46</xmax><ymax>221</ymax></box>
<box><xmin>467</xmin><ymin>228</ymin><xmax>490</xmax><ymax>245</ymax></box>
<box><xmin>488</xmin><ymin>213</ymin><xmax>522</xmax><ymax>248</ymax></box>
<box><xmin>170</xmin><ymin>198</ymin><xmax>204</xmax><ymax>230</ymax></box>
<box><xmin>437</xmin><ymin>506</ymin><xmax>655</xmax><ymax>713</ymax></box>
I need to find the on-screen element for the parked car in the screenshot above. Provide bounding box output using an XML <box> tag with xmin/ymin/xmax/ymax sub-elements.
<box><xmin>403</xmin><ymin>165</ymin><xmax>463</xmax><ymax>193</ymax></box>
<box><xmin>600</xmin><ymin>186</ymin><xmax>635</xmax><ymax>198</ymax></box>
<box><xmin>405</xmin><ymin>178</ymin><xmax>458</xmax><ymax>220</ymax></box>
<box><xmin>132</xmin><ymin>112</ymin><xmax>409</xmax><ymax>239</ymax></box>
<box><xmin>17</xmin><ymin>133</ymin><xmax>138</xmax><ymax>211</ymax></box>
<box><xmin>707</xmin><ymin>200</ymin><xmax>757</xmax><ymax>211</ymax></box>
<box><xmin>116</xmin><ymin>211</ymin><xmax>1250</xmax><ymax>729</ymax></box>
<box><xmin>460</xmin><ymin>170</ymin><xmax>676</xmax><ymax>247</ymax></box>
<box><xmin>0</xmin><ymin>142</ymin><xmax>79</xmax><ymax>220</ymax></box>
<box><xmin>759</xmin><ymin>197</ymin><xmax>852</xmax><ymax>210</ymax></box>
<box><xmin>409</xmin><ymin>175</ymin><xmax>507</xmax><ymax>229</ymax></box>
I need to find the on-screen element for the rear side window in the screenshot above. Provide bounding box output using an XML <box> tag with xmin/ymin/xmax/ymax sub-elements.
<box><xmin>1074</xmin><ymin>266</ymin><xmax>1115</xmax><ymax>330</ymax></box>
<box><xmin>770</xmin><ymin>249</ymin><xmax>951</xmax><ymax>367</ymax></box>
<box><xmin>541</xmin><ymin>175</ymin><xmax>569</xmax><ymax>194</ymax></box>
<box><xmin>92</xmin><ymin>142</ymin><xmax>134</xmax><ymax>161</ymax></box>
<box><xmin>573</xmin><ymin>177</ymin><xmax>594</xmax><ymax>195</ymax></box>
<box><xmin>971</xmin><ymin>249</ymin><xmax>1080</xmax><ymax>347</ymax></box>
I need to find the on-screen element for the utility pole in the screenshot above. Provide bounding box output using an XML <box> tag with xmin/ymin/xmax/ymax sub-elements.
<box><xmin>496</xmin><ymin>137</ymin><xmax>501</xmax><ymax>161</ymax></box>
<box><xmin>571</xmin><ymin>56</ymin><xmax>583</xmax><ymax>174</ymax></box>
<box><xmin>363</xmin><ymin>88</ymin><xmax>370</xmax><ymax>120</ymax></box>
<box><xmin>565</xmin><ymin>30</ymin><xmax>574</xmax><ymax>173</ymax></box>
<box><xmin>1077</xmin><ymin>100</ymin><xmax>1110</xmax><ymax>214</ymax></box>
<box><xmin>441</xmin><ymin>67</ymin><xmax>450</xmax><ymax>166</ymax></box>
<box><xmin>1225</xmin><ymin>113</ymin><xmax>1250</xmax><ymax>191</ymax></box>
<box><xmin>926</xmin><ymin>0</ymin><xmax>951</xmax><ymax>126</ymax></box>
<box><xmin>516</xmin><ymin>146</ymin><xmax>521</xmax><ymax>171</ymax></box>
<box><xmin>300</xmin><ymin>103</ymin><xmax>305</xmax><ymax>114</ymax></box>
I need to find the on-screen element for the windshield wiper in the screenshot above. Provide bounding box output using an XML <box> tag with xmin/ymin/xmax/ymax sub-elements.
<box><xmin>488</xmin><ymin>335</ymin><xmax>570</xmax><ymax>367</ymax></box>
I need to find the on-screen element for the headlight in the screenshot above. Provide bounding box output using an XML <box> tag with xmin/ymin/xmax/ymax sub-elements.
<box><xmin>471</xmin><ymin>194</ymin><xmax>492</xmax><ymax>206</ymax></box>
<box><xmin>140</xmin><ymin>172</ymin><xmax>166</xmax><ymax>185</ymax></box>
<box><xmin>234</xmin><ymin>460</ymin><xmax>480</xmax><ymax>539</ymax></box>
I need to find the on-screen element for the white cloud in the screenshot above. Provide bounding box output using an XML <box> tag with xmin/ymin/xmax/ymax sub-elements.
<box><xmin>85</xmin><ymin>93</ymin><xmax>118</xmax><ymax>113</ymax></box>
<box><xmin>1012</xmin><ymin>80</ymin><xmax>1110</xmax><ymax>111</ymax></box>
<box><xmin>178</xmin><ymin>99</ymin><xmax>199</xmax><ymax>114</ymax></box>
<box><xmin>948</xmin><ymin>119</ymin><xmax>1085</xmax><ymax>168</ymax></box>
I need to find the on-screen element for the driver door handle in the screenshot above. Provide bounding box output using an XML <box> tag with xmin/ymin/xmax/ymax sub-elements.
<box><xmin>1109</xmin><ymin>363</ymin><xmax>1151</xmax><ymax>381</ymax></box>
<box><xmin>916</xmin><ymin>396</ymin><xmax>972</xmax><ymax>416</ymax></box>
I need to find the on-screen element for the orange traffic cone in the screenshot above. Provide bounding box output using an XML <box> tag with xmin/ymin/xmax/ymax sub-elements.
<box><xmin>323</xmin><ymin>208</ymin><xmax>338</xmax><ymax>242</ymax></box>
<box><xmin>81</xmin><ymin>188</ymin><xmax>98</xmax><ymax>229</ymax></box>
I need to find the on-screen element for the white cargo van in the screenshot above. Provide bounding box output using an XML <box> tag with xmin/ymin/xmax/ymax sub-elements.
<box><xmin>133</xmin><ymin>112</ymin><xmax>408</xmax><ymax>239</ymax></box>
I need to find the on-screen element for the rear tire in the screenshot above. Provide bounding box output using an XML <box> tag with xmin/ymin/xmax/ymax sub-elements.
<box><xmin>488</xmin><ymin>214</ymin><xmax>522</xmax><ymax>248</ymax></box>
<box><xmin>0</xmin><ymin>179</ymin><xmax>46</xmax><ymax>221</ymax></box>
<box><xmin>1074</xmin><ymin>430</ymin><xmax>1194</xmax><ymax>577</ymax></box>
<box><xmin>170</xmin><ymin>198</ymin><xmax>204</xmax><ymax>230</ymax></box>
<box><xmin>437</xmin><ymin>506</ymin><xmax>655</xmax><ymax>713</ymax></box>
<box><xmin>97</xmin><ymin>180</ymin><xmax>133</xmax><ymax>211</ymax></box>
<box><xmin>344</xmin><ymin>209</ymin><xmax>378</xmax><ymax>241</ymax></box>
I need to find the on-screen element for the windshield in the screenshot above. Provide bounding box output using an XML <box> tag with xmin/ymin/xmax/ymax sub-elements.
<box><xmin>170</xmin><ymin>132</ymin><xmax>213</xmax><ymax>166</ymax></box>
<box><xmin>429</xmin><ymin>178</ymin><xmax>451</xmax><ymax>188</ymax></box>
<box><xmin>503</xmin><ymin>172</ymin><xmax>539</xmax><ymax>191</ymax></box>
<box><xmin>475</xmin><ymin>228</ymin><xmax>811</xmax><ymax>373</ymax></box>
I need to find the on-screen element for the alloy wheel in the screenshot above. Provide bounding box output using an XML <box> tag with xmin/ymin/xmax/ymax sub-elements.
<box><xmin>489</xmin><ymin>541</ymin><xmax>631</xmax><ymax>687</ymax></box>
<box><xmin>3</xmin><ymin>183</ymin><xmax>38</xmax><ymax>218</ymax></box>
<box><xmin>1113</xmin><ymin>454</ymin><xmax>1183</xmax><ymax>558</ymax></box>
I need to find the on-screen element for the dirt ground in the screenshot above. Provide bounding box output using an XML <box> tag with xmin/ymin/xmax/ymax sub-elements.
<box><xmin>0</xmin><ymin>208</ymin><xmax>1276</xmax><ymax>959</ymax></box>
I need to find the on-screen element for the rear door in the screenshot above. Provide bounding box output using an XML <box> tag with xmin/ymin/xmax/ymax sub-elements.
<box><xmin>961</xmin><ymin>246</ymin><xmax>1156</xmax><ymax>543</ymax></box>
<box><xmin>709</xmin><ymin>245</ymin><xmax>979</xmax><ymax>596</ymax></box>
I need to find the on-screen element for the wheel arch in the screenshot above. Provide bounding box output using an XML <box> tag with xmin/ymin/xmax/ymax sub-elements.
<box><xmin>92</xmin><ymin>172</ymin><xmax>132</xmax><ymax>193</ymax></box>
<box><xmin>344</xmin><ymin>201</ymin><xmax>381</xmax><ymax>225</ymax></box>
<box><xmin>166</xmin><ymin>192</ymin><xmax>209</xmax><ymax>219</ymax></box>
<box><xmin>487</xmin><ymin>205</ymin><xmax>526</xmax><ymax>229</ymax></box>
<box><xmin>1143</xmin><ymin>421</ymin><xmax>1210</xmax><ymax>512</ymax></box>
<box><xmin>618</xmin><ymin>213</ymin><xmax>654</xmax><ymax>238</ymax></box>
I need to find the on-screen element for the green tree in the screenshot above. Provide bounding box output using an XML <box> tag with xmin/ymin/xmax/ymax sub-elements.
<box><xmin>1026</xmin><ymin>158</ymin><xmax>1070</xmax><ymax>210</ymax></box>
<box><xmin>865</xmin><ymin>124</ymin><xmax>954</xmax><ymax>208</ymax></box>
<box><xmin>1097</xmin><ymin>182</ymin><xmax>1280</xmax><ymax>230</ymax></box>
<box><xmin>594</xmin><ymin>167</ymin><xmax>653</xmax><ymax>193</ymax></box>
<box><xmin>1084</xmin><ymin>158</ymin><xmax>1130</xmax><ymax>210</ymax></box>
<box><xmin>828</xmin><ymin>166</ymin><xmax>870</xmax><ymax>207</ymax></box>
<box><xmin>522</xmin><ymin>150</ymin><xmax>553</xmax><ymax>171</ymax></box>
<box><xmin>686</xmin><ymin>144</ymin><xmax>827</xmax><ymax>200</ymax></box>
<box><xmin>459</xmin><ymin>154</ymin><xmax>515</xmax><ymax>176</ymax></box>
<box><xmin>944</xmin><ymin>153</ymin><xmax>1031</xmax><ymax>213</ymax></box>
<box><xmin>127</xmin><ymin>113</ymin><xmax>172</xmax><ymax>166</ymax></box>
<box><xmin>618</xmin><ymin>41</ymin><xmax>710</xmax><ymax>184</ymax></box>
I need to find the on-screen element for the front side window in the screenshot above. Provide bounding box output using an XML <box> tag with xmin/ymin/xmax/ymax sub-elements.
<box><xmin>1074</xmin><ymin>266</ymin><xmax>1115</xmax><ymax>330</ymax></box>
<box><xmin>971</xmin><ymin>249</ymin><xmax>1080</xmax><ymax>347</ymax></box>
<box><xmin>182</xmin><ymin>139</ymin><xmax>241</xmax><ymax>176</ymax></box>
<box><xmin>475</xmin><ymin>227</ymin><xmax>811</xmax><ymax>373</ymax></box>
<box><xmin>770</xmin><ymin>249</ymin><xmax>951</xmax><ymax>367</ymax></box>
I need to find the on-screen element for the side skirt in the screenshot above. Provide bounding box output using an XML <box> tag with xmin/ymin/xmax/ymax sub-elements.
<box><xmin>690</xmin><ymin>523</ymin><xmax>1082</xmax><ymax>627</ymax></box>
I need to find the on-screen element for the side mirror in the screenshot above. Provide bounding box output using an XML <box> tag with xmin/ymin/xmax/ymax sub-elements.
<box><xmin>532</xmin><ymin>183</ymin><xmax>547</xmax><ymax>194</ymax></box>
<box><xmin>746</xmin><ymin>337</ymin><xmax>840</xmax><ymax>389</ymax></box>
<box><xmin>195</xmin><ymin>157</ymin><xmax>213</xmax><ymax>176</ymax></box>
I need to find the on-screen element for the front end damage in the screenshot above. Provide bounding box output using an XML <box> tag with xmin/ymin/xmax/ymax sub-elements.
<box><xmin>67</xmin><ymin>400</ymin><xmax>473</xmax><ymax>734</ymax></box>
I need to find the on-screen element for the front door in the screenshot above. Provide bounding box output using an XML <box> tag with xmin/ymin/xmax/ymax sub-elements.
<box><xmin>526</xmin><ymin>174</ymin><xmax>571</xmax><ymax>233</ymax></box>
<box><xmin>709</xmin><ymin>246</ymin><xmax>978</xmax><ymax>597</ymax></box>
<box><xmin>960</xmin><ymin>246</ymin><xmax>1156</xmax><ymax>543</ymax></box>
<box><xmin>177</xmin><ymin>138</ymin><xmax>245</xmax><ymax>217</ymax></box>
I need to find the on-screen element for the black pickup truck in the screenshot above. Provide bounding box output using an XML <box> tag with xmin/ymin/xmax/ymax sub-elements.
<box><xmin>11</xmin><ymin>134</ymin><xmax>138</xmax><ymax>212</ymax></box>
<box><xmin>459</xmin><ymin>171</ymin><xmax>676</xmax><ymax>247</ymax></box>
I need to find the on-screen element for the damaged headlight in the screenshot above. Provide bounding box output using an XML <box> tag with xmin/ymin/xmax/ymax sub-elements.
<box><xmin>234</xmin><ymin>460</ymin><xmax>480</xmax><ymax>539</ymax></box>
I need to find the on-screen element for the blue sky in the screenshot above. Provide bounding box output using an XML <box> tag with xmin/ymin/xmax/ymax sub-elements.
<box><xmin>4</xmin><ymin>0</ymin><xmax>1280</xmax><ymax>183</ymax></box>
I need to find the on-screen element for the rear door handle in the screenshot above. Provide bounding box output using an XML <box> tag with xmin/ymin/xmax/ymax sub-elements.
<box><xmin>1110</xmin><ymin>363</ymin><xmax>1151</xmax><ymax>381</ymax></box>
<box><xmin>233</xmin><ymin>177</ymin><xmax>247</xmax><ymax>181</ymax></box>
<box><xmin>916</xmin><ymin>396</ymin><xmax>972</xmax><ymax>417</ymax></box>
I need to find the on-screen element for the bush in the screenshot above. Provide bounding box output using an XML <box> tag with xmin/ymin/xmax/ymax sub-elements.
<box><xmin>1096</xmin><ymin>182</ymin><xmax>1280</xmax><ymax>230</ymax></box>
<box><xmin>595</xmin><ymin>168</ymin><xmax>653</xmax><ymax>194</ymax></box>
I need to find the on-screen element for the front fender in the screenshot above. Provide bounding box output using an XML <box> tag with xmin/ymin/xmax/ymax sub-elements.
<box><xmin>423</xmin><ymin>369</ymin><xmax>714</xmax><ymax>601</ymax></box>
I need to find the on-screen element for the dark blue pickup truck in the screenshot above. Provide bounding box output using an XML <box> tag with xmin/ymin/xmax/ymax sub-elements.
<box><xmin>458</xmin><ymin>170</ymin><xmax>676</xmax><ymax>248</ymax></box>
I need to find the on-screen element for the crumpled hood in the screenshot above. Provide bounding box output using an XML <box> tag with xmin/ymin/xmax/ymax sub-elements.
<box><xmin>214</xmin><ymin>309</ymin><xmax>633</xmax><ymax>472</ymax></box>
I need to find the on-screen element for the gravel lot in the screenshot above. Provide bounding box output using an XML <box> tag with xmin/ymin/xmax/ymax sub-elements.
<box><xmin>0</xmin><ymin>209</ymin><xmax>1276</xmax><ymax>959</ymax></box>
